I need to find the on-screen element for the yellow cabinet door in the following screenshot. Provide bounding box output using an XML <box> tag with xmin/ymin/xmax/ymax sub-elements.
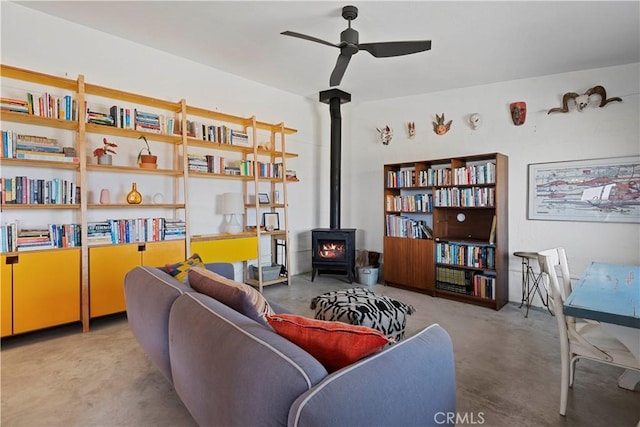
<box><xmin>143</xmin><ymin>240</ymin><xmax>186</xmax><ymax>267</ymax></box>
<box><xmin>1</xmin><ymin>255</ymin><xmax>14</xmax><ymax>337</ymax></box>
<box><xmin>191</xmin><ymin>236</ymin><xmax>258</xmax><ymax>263</ymax></box>
<box><xmin>12</xmin><ymin>249</ymin><xmax>81</xmax><ymax>334</ymax></box>
<box><xmin>90</xmin><ymin>244</ymin><xmax>140</xmax><ymax>318</ymax></box>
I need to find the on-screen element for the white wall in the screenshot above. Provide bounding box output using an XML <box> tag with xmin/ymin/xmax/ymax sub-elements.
<box><xmin>3</xmin><ymin>3</ymin><xmax>639</xmax><ymax>305</ymax></box>
<box><xmin>346</xmin><ymin>64</ymin><xmax>640</xmax><ymax>305</ymax></box>
<box><xmin>1</xmin><ymin>2</ymin><xmax>330</xmax><ymax>276</ymax></box>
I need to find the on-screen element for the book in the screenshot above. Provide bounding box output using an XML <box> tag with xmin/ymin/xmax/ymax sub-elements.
<box><xmin>14</xmin><ymin>152</ymin><xmax>80</xmax><ymax>163</ymax></box>
<box><xmin>488</xmin><ymin>215</ymin><xmax>497</xmax><ymax>245</ymax></box>
<box><xmin>419</xmin><ymin>223</ymin><xmax>433</xmax><ymax>239</ymax></box>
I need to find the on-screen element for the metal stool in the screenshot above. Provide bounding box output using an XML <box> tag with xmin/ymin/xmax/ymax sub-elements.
<box><xmin>513</xmin><ymin>251</ymin><xmax>553</xmax><ymax>317</ymax></box>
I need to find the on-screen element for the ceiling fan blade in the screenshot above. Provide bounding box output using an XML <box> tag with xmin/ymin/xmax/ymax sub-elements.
<box><xmin>330</xmin><ymin>53</ymin><xmax>352</xmax><ymax>87</ymax></box>
<box><xmin>280</xmin><ymin>31</ymin><xmax>339</xmax><ymax>49</ymax></box>
<box><xmin>359</xmin><ymin>40</ymin><xmax>432</xmax><ymax>58</ymax></box>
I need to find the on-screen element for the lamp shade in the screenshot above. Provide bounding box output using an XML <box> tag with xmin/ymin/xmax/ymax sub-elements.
<box><xmin>222</xmin><ymin>192</ymin><xmax>244</xmax><ymax>215</ymax></box>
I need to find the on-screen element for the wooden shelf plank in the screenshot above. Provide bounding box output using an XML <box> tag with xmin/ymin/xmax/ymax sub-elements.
<box><xmin>1</xmin><ymin>204</ymin><xmax>80</xmax><ymax>210</ymax></box>
<box><xmin>0</xmin><ymin>111</ymin><xmax>79</xmax><ymax>130</ymax></box>
<box><xmin>87</xmin><ymin>203</ymin><xmax>185</xmax><ymax>209</ymax></box>
<box><xmin>84</xmin><ymin>83</ymin><xmax>181</xmax><ymax>112</ymax></box>
<box><xmin>0</xmin><ymin>158</ymin><xmax>79</xmax><ymax>169</ymax></box>
<box><xmin>190</xmin><ymin>232</ymin><xmax>256</xmax><ymax>242</ymax></box>
<box><xmin>85</xmin><ymin>123</ymin><xmax>182</xmax><ymax>144</ymax></box>
<box><xmin>1</xmin><ymin>64</ymin><xmax>78</xmax><ymax>90</ymax></box>
<box><xmin>86</xmin><ymin>164</ymin><xmax>183</xmax><ymax>176</ymax></box>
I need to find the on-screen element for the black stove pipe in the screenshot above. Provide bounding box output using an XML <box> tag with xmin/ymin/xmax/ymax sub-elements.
<box><xmin>319</xmin><ymin>89</ymin><xmax>351</xmax><ymax>230</ymax></box>
<box><xmin>328</xmin><ymin>97</ymin><xmax>341</xmax><ymax>230</ymax></box>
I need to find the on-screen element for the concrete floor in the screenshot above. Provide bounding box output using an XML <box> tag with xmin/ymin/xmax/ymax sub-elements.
<box><xmin>1</xmin><ymin>273</ymin><xmax>639</xmax><ymax>427</ymax></box>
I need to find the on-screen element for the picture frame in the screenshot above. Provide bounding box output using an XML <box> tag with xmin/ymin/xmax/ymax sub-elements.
<box><xmin>258</xmin><ymin>193</ymin><xmax>270</xmax><ymax>204</ymax></box>
<box><xmin>528</xmin><ymin>156</ymin><xmax>640</xmax><ymax>223</ymax></box>
<box><xmin>262</xmin><ymin>212</ymin><xmax>280</xmax><ymax>230</ymax></box>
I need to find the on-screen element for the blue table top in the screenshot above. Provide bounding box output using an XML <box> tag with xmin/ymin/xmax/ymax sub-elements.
<box><xmin>564</xmin><ymin>262</ymin><xmax>640</xmax><ymax>329</ymax></box>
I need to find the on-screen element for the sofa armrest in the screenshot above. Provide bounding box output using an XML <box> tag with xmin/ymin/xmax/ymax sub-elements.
<box><xmin>204</xmin><ymin>262</ymin><xmax>234</xmax><ymax>280</ymax></box>
<box><xmin>287</xmin><ymin>323</ymin><xmax>456</xmax><ymax>427</ymax></box>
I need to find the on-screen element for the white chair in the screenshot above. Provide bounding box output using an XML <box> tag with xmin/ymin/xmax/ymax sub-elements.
<box><xmin>538</xmin><ymin>247</ymin><xmax>640</xmax><ymax>416</ymax></box>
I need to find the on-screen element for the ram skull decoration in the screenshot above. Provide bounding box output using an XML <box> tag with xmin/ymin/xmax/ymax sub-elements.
<box><xmin>547</xmin><ymin>85</ymin><xmax>622</xmax><ymax>114</ymax></box>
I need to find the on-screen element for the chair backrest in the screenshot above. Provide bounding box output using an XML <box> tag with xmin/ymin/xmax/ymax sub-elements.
<box><xmin>538</xmin><ymin>248</ymin><xmax>573</xmax><ymax>338</ymax></box>
<box><xmin>538</xmin><ymin>247</ymin><xmax>572</xmax><ymax>299</ymax></box>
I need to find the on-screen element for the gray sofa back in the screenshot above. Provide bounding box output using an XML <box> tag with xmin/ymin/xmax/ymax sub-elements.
<box><xmin>168</xmin><ymin>292</ymin><xmax>328</xmax><ymax>426</ymax></box>
<box><xmin>288</xmin><ymin>323</ymin><xmax>456</xmax><ymax>427</ymax></box>
<box><xmin>124</xmin><ymin>263</ymin><xmax>235</xmax><ymax>384</ymax></box>
<box><xmin>124</xmin><ymin>266</ymin><xmax>190</xmax><ymax>383</ymax></box>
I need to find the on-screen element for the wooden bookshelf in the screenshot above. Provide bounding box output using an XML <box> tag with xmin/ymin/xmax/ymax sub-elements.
<box><xmin>383</xmin><ymin>153</ymin><xmax>508</xmax><ymax>310</ymax></box>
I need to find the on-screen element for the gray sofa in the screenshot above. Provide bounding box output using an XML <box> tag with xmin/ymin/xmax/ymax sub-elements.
<box><xmin>124</xmin><ymin>264</ymin><xmax>456</xmax><ymax>427</ymax></box>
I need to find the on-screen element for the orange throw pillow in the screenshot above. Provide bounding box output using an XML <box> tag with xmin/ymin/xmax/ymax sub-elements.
<box><xmin>266</xmin><ymin>313</ymin><xmax>392</xmax><ymax>373</ymax></box>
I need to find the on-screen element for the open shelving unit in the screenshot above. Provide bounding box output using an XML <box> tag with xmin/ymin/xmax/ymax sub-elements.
<box><xmin>1</xmin><ymin>63</ymin><xmax>298</xmax><ymax>335</ymax></box>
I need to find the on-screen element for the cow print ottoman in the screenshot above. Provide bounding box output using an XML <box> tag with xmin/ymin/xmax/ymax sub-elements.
<box><xmin>310</xmin><ymin>287</ymin><xmax>415</xmax><ymax>341</ymax></box>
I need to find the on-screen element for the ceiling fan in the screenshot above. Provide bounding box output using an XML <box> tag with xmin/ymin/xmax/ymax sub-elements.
<box><xmin>281</xmin><ymin>5</ymin><xmax>432</xmax><ymax>87</ymax></box>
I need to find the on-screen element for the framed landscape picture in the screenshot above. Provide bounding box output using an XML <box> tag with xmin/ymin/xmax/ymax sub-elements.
<box><xmin>528</xmin><ymin>156</ymin><xmax>640</xmax><ymax>223</ymax></box>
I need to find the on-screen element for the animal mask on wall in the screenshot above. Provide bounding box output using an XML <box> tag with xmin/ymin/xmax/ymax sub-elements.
<box><xmin>510</xmin><ymin>102</ymin><xmax>526</xmax><ymax>126</ymax></box>
<box><xmin>377</xmin><ymin>126</ymin><xmax>393</xmax><ymax>145</ymax></box>
<box><xmin>547</xmin><ymin>85</ymin><xmax>622</xmax><ymax>114</ymax></box>
<box><xmin>407</xmin><ymin>122</ymin><xmax>416</xmax><ymax>139</ymax></box>
<box><xmin>469</xmin><ymin>113</ymin><xmax>482</xmax><ymax>130</ymax></box>
<box><xmin>433</xmin><ymin>114</ymin><xmax>452</xmax><ymax>135</ymax></box>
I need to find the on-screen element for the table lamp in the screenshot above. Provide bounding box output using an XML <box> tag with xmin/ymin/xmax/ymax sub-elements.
<box><xmin>222</xmin><ymin>192</ymin><xmax>244</xmax><ymax>234</ymax></box>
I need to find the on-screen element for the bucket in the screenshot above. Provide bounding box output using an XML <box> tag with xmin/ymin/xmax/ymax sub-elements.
<box><xmin>357</xmin><ymin>267</ymin><xmax>379</xmax><ymax>286</ymax></box>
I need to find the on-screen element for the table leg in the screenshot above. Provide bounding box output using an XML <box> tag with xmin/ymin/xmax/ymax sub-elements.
<box><xmin>617</xmin><ymin>370</ymin><xmax>640</xmax><ymax>391</ymax></box>
<box><xmin>519</xmin><ymin>258</ymin><xmax>528</xmax><ymax>309</ymax></box>
<box><xmin>600</xmin><ymin>323</ymin><xmax>640</xmax><ymax>391</ymax></box>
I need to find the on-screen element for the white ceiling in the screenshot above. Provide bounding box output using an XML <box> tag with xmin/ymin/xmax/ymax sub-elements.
<box><xmin>15</xmin><ymin>1</ymin><xmax>640</xmax><ymax>102</ymax></box>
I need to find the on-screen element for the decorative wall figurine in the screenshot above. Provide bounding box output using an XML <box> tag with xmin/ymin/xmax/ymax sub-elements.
<box><xmin>432</xmin><ymin>114</ymin><xmax>452</xmax><ymax>135</ymax></box>
<box><xmin>469</xmin><ymin>113</ymin><xmax>482</xmax><ymax>130</ymax></box>
<box><xmin>407</xmin><ymin>122</ymin><xmax>416</xmax><ymax>139</ymax></box>
<box><xmin>547</xmin><ymin>85</ymin><xmax>622</xmax><ymax>114</ymax></box>
<box><xmin>510</xmin><ymin>102</ymin><xmax>527</xmax><ymax>126</ymax></box>
<box><xmin>376</xmin><ymin>126</ymin><xmax>393</xmax><ymax>145</ymax></box>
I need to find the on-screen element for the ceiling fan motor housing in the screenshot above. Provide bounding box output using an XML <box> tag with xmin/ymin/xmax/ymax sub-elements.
<box><xmin>341</xmin><ymin>28</ymin><xmax>359</xmax><ymax>54</ymax></box>
<box><xmin>342</xmin><ymin>5</ymin><xmax>358</xmax><ymax>21</ymax></box>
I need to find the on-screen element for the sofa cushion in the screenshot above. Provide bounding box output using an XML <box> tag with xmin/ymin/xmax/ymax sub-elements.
<box><xmin>188</xmin><ymin>267</ymin><xmax>274</xmax><ymax>326</ymax></box>
<box><xmin>266</xmin><ymin>313</ymin><xmax>391</xmax><ymax>373</ymax></box>
<box><xmin>165</xmin><ymin>253</ymin><xmax>205</xmax><ymax>284</ymax></box>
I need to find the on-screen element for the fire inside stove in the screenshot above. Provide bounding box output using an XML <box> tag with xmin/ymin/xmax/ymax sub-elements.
<box><xmin>318</xmin><ymin>241</ymin><xmax>346</xmax><ymax>259</ymax></box>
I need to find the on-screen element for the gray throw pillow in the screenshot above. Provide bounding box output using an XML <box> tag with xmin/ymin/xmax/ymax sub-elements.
<box><xmin>188</xmin><ymin>267</ymin><xmax>274</xmax><ymax>326</ymax></box>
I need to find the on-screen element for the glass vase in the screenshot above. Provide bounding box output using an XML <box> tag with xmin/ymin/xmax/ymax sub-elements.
<box><xmin>126</xmin><ymin>182</ymin><xmax>142</xmax><ymax>204</ymax></box>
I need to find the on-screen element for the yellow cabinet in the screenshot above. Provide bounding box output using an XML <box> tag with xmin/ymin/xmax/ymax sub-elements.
<box><xmin>89</xmin><ymin>240</ymin><xmax>185</xmax><ymax>318</ymax></box>
<box><xmin>143</xmin><ymin>240</ymin><xmax>186</xmax><ymax>266</ymax></box>
<box><xmin>1</xmin><ymin>254</ymin><xmax>14</xmax><ymax>337</ymax></box>
<box><xmin>191</xmin><ymin>236</ymin><xmax>258</xmax><ymax>263</ymax></box>
<box><xmin>10</xmin><ymin>249</ymin><xmax>81</xmax><ymax>334</ymax></box>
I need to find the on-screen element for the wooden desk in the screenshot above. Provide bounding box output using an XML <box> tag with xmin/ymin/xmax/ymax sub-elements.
<box><xmin>564</xmin><ymin>262</ymin><xmax>640</xmax><ymax>390</ymax></box>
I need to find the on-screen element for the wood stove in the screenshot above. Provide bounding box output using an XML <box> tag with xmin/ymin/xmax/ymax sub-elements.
<box><xmin>311</xmin><ymin>89</ymin><xmax>356</xmax><ymax>282</ymax></box>
<box><xmin>311</xmin><ymin>228</ymin><xmax>356</xmax><ymax>282</ymax></box>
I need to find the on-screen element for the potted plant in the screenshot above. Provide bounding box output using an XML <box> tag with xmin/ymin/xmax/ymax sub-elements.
<box><xmin>93</xmin><ymin>137</ymin><xmax>117</xmax><ymax>165</ymax></box>
<box><xmin>137</xmin><ymin>136</ymin><xmax>157</xmax><ymax>169</ymax></box>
